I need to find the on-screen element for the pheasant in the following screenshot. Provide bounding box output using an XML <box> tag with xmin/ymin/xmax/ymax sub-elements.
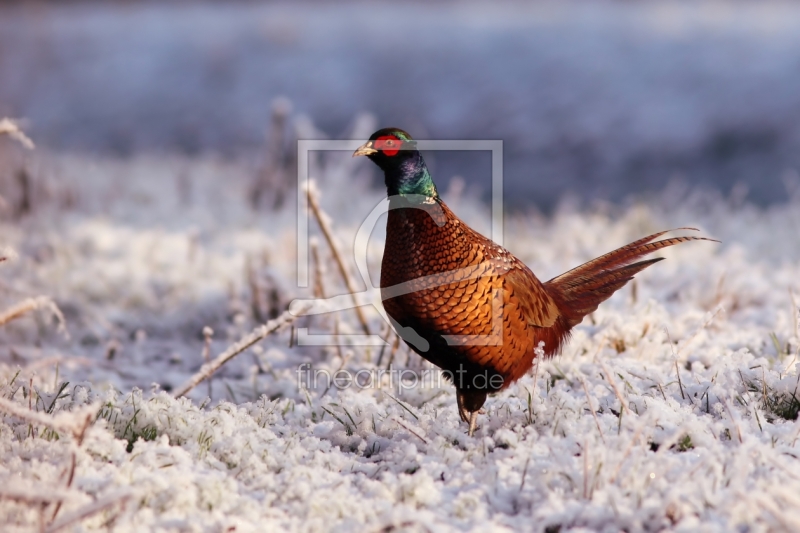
<box><xmin>354</xmin><ymin>128</ymin><xmax>714</xmax><ymax>436</ymax></box>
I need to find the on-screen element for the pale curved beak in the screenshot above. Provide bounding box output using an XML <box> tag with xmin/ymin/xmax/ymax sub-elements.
<box><xmin>353</xmin><ymin>141</ymin><xmax>378</xmax><ymax>157</ymax></box>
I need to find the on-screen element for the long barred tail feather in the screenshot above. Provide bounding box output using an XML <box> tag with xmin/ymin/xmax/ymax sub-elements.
<box><xmin>545</xmin><ymin>229</ymin><xmax>718</xmax><ymax>327</ymax></box>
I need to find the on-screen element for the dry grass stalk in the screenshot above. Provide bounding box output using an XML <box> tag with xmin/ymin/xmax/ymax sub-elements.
<box><xmin>311</xmin><ymin>239</ymin><xmax>326</xmax><ymax>300</ymax></box>
<box><xmin>583</xmin><ymin>438</ymin><xmax>590</xmax><ymax>499</ymax></box>
<box><xmin>791</xmin><ymin>288</ymin><xmax>799</xmax><ymax>343</ymax></box>
<box><xmin>0</xmin><ymin>398</ymin><xmax>98</xmax><ymax>525</ymax></box>
<box><xmin>598</xmin><ymin>359</ymin><xmax>631</xmax><ymax>415</ymax></box>
<box><xmin>675</xmin><ymin>307</ymin><xmax>724</xmax><ymax>358</ymax></box>
<box><xmin>45</xmin><ymin>490</ymin><xmax>132</xmax><ymax>533</ymax></box>
<box><xmin>332</xmin><ymin>312</ymin><xmax>345</xmax><ymax>362</ymax></box>
<box><xmin>20</xmin><ymin>356</ymin><xmax>98</xmax><ymax>376</ymax></box>
<box><xmin>675</xmin><ymin>360</ymin><xmax>686</xmax><ymax>400</ymax></box>
<box><xmin>16</xmin><ymin>166</ymin><xmax>32</xmax><ymax>217</ymax></box>
<box><xmin>310</xmin><ymin>238</ymin><xmax>345</xmax><ymax>360</ymax></box>
<box><xmin>0</xmin><ymin>397</ymin><xmax>96</xmax><ymax>442</ymax></box>
<box><xmin>664</xmin><ymin>328</ymin><xmax>686</xmax><ymax>400</ymax></box>
<box><xmin>202</xmin><ymin>326</ymin><xmax>214</xmax><ymax>399</ymax></box>
<box><xmin>250</xmin><ymin>98</ymin><xmax>292</xmax><ymax>210</ymax></box>
<box><xmin>751</xmin><ymin>491</ymin><xmax>800</xmax><ymax>532</ymax></box>
<box><xmin>722</xmin><ymin>398</ymin><xmax>744</xmax><ymax>444</ymax></box>
<box><xmin>0</xmin><ymin>117</ymin><xmax>35</xmax><ymax>150</ymax></box>
<box><xmin>245</xmin><ymin>255</ymin><xmax>263</xmax><ymax>321</ymax></box>
<box><xmin>173</xmin><ymin>303</ymin><xmax>310</xmax><ymax>398</ymax></box>
<box><xmin>321</xmin><ymin>350</ymin><xmax>352</xmax><ymax>398</ymax></box>
<box><xmin>0</xmin><ymin>486</ymin><xmax>76</xmax><ymax>506</ymax></box>
<box><xmin>375</xmin><ymin>322</ymin><xmax>393</xmax><ymax>366</ymax></box>
<box><xmin>608</xmin><ymin>419</ymin><xmax>648</xmax><ymax>484</ymax></box>
<box><xmin>0</xmin><ymin>296</ymin><xmax>68</xmax><ymax>337</ymax></box>
<box><xmin>308</xmin><ymin>239</ymin><xmax>326</xmax><ymax>334</ymax></box>
<box><xmin>519</xmin><ymin>456</ymin><xmax>530</xmax><ymax>492</ymax></box>
<box><xmin>305</xmin><ymin>182</ymin><xmax>371</xmax><ymax>336</ymax></box>
<box><xmin>580</xmin><ymin>377</ymin><xmax>606</xmax><ymax>444</ymax></box>
<box><xmin>385</xmin><ymin>333</ymin><xmax>401</xmax><ymax>369</ymax></box>
<box><xmin>392</xmin><ymin>416</ymin><xmax>428</xmax><ymax>444</ymax></box>
<box><xmin>529</xmin><ymin>346</ymin><xmax>545</xmax><ymax>409</ymax></box>
<box><xmin>51</xmin><ymin>454</ymin><xmax>77</xmax><ymax>524</ymax></box>
<box><xmin>246</xmin><ymin>253</ymin><xmax>281</xmax><ymax>323</ymax></box>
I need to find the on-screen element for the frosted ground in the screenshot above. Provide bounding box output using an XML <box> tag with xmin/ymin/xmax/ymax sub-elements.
<box><xmin>2</xmin><ymin>119</ymin><xmax>800</xmax><ymax>532</ymax></box>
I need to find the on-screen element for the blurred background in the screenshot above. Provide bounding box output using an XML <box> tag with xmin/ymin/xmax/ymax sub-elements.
<box><xmin>2</xmin><ymin>0</ymin><xmax>800</xmax><ymax>209</ymax></box>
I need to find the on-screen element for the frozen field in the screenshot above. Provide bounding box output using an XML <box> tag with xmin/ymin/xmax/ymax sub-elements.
<box><xmin>1</xmin><ymin>117</ymin><xmax>800</xmax><ymax>532</ymax></box>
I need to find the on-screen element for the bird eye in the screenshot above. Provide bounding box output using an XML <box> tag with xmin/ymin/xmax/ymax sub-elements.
<box><xmin>375</xmin><ymin>135</ymin><xmax>401</xmax><ymax>156</ymax></box>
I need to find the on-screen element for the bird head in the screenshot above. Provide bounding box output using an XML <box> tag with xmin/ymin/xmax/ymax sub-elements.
<box><xmin>354</xmin><ymin>128</ymin><xmax>437</xmax><ymax>198</ymax></box>
<box><xmin>353</xmin><ymin>128</ymin><xmax>417</xmax><ymax>167</ymax></box>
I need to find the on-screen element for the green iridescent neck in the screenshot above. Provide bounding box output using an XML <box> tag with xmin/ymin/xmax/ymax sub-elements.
<box><xmin>386</xmin><ymin>151</ymin><xmax>438</xmax><ymax>199</ymax></box>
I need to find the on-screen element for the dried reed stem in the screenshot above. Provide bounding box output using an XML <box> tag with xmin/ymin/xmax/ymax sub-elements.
<box><xmin>0</xmin><ymin>296</ymin><xmax>68</xmax><ymax>336</ymax></box>
<box><xmin>0</xmin><ymin>117</ymin><xmax>35</xmax><ymax>149</ymax></box>
<box><xmin>311</xmin><ymin>239</ymin><xmax>326</xmax><ymax>300</ymax></box>
<box><xmin>173</xmin><ymin>304</ymin><xmax>310</xmax><ymax>398</ymax></box>
<box><xmin>305</xmin><ymin>182</ymin><xmax>371</xmax><ymax>336</ymax></box>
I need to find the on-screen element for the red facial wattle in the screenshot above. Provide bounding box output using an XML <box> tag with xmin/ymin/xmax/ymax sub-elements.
<box><xmin>374</xmin><ymin>135</ymin><xmax>401</xmax><ymax>156</ymax></box>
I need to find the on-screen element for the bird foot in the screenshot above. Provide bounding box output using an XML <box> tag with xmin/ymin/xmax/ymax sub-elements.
<box><xmin>456</xmin><ymin>392</ymin><xmax>470</xmax><ymax>423</ymax></box>
<box><xmin>467</xmin><ymin>410</ymin><xmax>479</xmax><ymax>437</ymax></box>
<box><xmin>457</xmin><ymin>390</ymin><xmax>487</xmax><ymax>435</ymax></box>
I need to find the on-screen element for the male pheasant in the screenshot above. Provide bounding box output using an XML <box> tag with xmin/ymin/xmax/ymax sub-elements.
<box><xmin>354</xmin><ymin>128</ymin><xmax>713</xmax><ymax>436</ymax></box>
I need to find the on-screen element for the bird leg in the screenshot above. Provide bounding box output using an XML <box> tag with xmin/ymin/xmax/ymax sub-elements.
<box><xmin>456</xmin><ymin>389</ymin><xmax>487</xmax><ymax>436</ymax></box>
<box><xmin>456</xmin><ymin>389</ymin><xmax>471</xmax><ymax>423</ymax></box>
<box><xmin>468</xmin><ymin>410</ymin><xmax>479</xmax><ymax>437</ymax></box>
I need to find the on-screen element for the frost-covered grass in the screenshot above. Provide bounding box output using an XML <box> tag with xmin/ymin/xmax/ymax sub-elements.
<box><xmin>1</xmin><ymin>142</ymin><xmax>800</xmax><ymax>532</ymax></box>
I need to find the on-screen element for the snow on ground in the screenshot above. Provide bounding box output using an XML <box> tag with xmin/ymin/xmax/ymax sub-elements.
<box><xmin>1</xmin><ymin>136</ymin><xmax>800</xmax><ymax>532</ymax></box>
